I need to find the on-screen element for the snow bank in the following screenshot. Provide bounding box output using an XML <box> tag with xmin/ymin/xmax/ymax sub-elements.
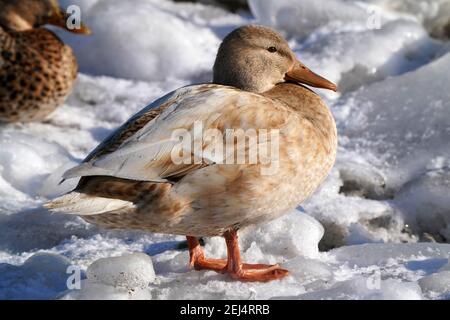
<box><xmin>301</xmin><ymin>20</ymin><xmax>440</xmax><ymax>93</ymax></box>
<box><xmin>250</xmin><ymin>0</ymin><xmax>450</xmax><ymax>40</ymax></box>
<box><xmin>367</xmin><ymin>0</ymin><xmax>450</xmax><ymax>39</ymax></box>
<box><xmin>58</xmin><ymin>0</ymin><xmax>243</xmax><ymax>82</ymax></box>
<box><xmin>338</xmin><ymin>52</ymin><xmax>450</xmax><ymax>187</ymax></box>
<box><xmin>248</xmin><ymin>0</ymin><xmax>368</xmax><ymax>38</ymax></box>
<box><xmin>302</xmin><ymin>50</ymin><xmax>450</xmax><ymax>246</ymax></box>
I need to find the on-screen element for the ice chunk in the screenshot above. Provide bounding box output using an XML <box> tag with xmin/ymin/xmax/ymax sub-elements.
<box><xmin>418</xmin><ymin>271</ymin><xmax>450</xmax><ymax>298</ymax></box>
<box><xmin>336</xmin><ymin>156</ymin><xmax>388</xmax><ymax>199</ymax></box>
<box><xmin>86</xmin><ymin>253</ymin><xmax>156</xmax><ymax>289</ymax></box>
<box><xmin>240</xmin><ymin>211</ymin><xmax>324</xmax><ymax>259</ymax></box>
<box><xmin>59</xmin><ymin>253</ymin><xmax>155</xmax><ymax>300</ymax></box>
<box><xmin>394</xmin><ymin>168</ymin><xmax>450</xmax><ymax>242</ymax></box>
<box><xmin>0</xmin><ymin>253</ymin><xmax>71</xmax><ymax>300</ymax></box>
<box><xmin>303</xmin><ymin>167</ymin><xmax>406</xmax><ymax>248</ymax></box>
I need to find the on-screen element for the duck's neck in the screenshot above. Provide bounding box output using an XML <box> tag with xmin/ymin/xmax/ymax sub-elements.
<box><xmin>263</xmin><ymin>82</ymin><xmax>337</xmax><ymax>154</ymax></box>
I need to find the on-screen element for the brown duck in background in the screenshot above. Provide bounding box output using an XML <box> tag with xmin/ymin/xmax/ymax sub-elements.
<box><xmin>46</xmin><ymin>25</ymin><xmax>337</xmax><ymax>282</ymax></box>
<box><xmin>0</xmin><ymin>0</ymin><xmax>90</xmax><ymax>123</ymax></box>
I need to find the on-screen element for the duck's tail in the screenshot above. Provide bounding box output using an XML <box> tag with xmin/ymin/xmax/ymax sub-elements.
<box><xmin>44</xmin><ymin>192</ymin><xmax>135</xmax><ymax>216</ymax></box>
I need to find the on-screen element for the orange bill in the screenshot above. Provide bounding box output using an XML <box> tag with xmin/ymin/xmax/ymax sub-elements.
<box><xmin>285</xmin><ymin>61</ymin><xmax>337</xmax><ymax>92</ymax></box>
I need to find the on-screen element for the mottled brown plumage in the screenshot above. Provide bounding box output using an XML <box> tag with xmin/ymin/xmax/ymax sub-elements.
<box><xmin>0</xmin><ymin>0</ymin><xmax>90</xmax><ymax>122</ymax></box>
<box><xmin>46</xmin><ymin>25</ymin><xmax>338</xmax><ymax>282</ymax></box>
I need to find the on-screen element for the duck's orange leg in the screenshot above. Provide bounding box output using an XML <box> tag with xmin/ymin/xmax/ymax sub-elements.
<box><xmin>223</xmin><ymin>229</ymin><xmax>289</xmax><ymax>282</ymax></box>
<box><xmin>187</xmin><ymin>231</ymin><xmax>289</xmax><ymax>282</ymax></box>
<box><xmin>187</xmin><ymin>236</ymin><xmax>227</xmax><ymax>272</ymax></box>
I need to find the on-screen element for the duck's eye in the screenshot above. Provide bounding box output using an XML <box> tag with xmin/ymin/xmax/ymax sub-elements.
<box><xmin>267</xmin><ymin>46</ymin><xmax>277</xmax><ymax>53</ymax></box>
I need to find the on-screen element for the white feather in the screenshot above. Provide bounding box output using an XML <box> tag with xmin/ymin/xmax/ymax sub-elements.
<box><xmin>44</xmin><ymin>192</ymin><xmax>135</xmax><ymax>215</ymax></box>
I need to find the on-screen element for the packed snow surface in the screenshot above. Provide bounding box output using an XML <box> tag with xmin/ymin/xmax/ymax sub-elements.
<box><xmin>0</xmin><ymin>0</ymin><xmax>450</xmax><ymax>299</ymax></box>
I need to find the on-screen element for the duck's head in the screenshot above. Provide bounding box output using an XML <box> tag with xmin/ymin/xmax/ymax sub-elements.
<box><xmin>213</xmin><ymin>25</ymin><xmax>336</xmax><ymax>93</ymax></box>
<box><xmin>0</xmin><ymin>0</ymin><xmax>91</xmax><ymax>34</ymax></box>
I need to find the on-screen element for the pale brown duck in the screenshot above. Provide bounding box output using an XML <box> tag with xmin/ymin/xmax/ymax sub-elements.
<box><xmin>0</xmin><ymin>0</ymin><xmax>90</xmax><ymax>122</ymax></box>
<box><xmin>46</xmin><ymin>25</ymin><xmax>338</xmax><ymax>282</ymax></box>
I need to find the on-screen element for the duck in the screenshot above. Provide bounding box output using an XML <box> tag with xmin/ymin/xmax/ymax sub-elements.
<box><xmin>0</xmin><ymin>0</ymin><xmax>90</xmax><ymax>123</ymax></box>
<box><xmin>46</xmin><ymin>25</ymin><xmax>338</xmax><ymax>282</ymax></box>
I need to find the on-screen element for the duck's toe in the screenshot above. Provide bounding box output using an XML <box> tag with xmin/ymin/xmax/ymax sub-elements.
<box><xmin>229</xmin><ymin>263</ymin><xmax>289</xmax><ymax>282</ymax></box>
<box><xmin>192</xmin><ymin>258</ymin><xmax>228</xmax><ymax>272</ymax></box>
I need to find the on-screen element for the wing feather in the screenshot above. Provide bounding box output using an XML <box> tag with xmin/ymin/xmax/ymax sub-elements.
<box><xmin>62</xmin><ymin>84</ymin><xmax>285</xmax><ymax>182</ymax></box>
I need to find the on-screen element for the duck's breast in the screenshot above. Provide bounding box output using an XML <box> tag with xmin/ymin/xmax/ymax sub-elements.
<box><xmin>170</xmin><ymin>84</ymin><xmax>337</xmax><ymax>234</ymax></box>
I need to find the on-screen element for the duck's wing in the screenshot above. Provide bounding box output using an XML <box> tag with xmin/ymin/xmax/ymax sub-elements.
<box><xmin>82</xmin><ymin>88</ymin><xmax>178</xmax><ymax>163</ymax></box>
<box><xmin>0</xmin><ymin>26</ymin><xmax>15</xmax><ymax>107</ymax></box>
<box><xmin>62</xmin><ymin>84</ymin><xmax>285</xmax><ymax>183</ymax></box>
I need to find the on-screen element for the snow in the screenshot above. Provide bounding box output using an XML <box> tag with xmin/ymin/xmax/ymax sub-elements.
<box><xmin>367</xmin><ymin>0</ymin><xmax>450</xmax><ymax>39</ymax></box>
<box><xmin>1</xmin><ymin>0</ymin><xmax>450</xmax><ymax>300</ymax></box>
<box><xmin>249</xmin><ymin>0</ymin><xmax>450</xmax><ymax>40</ymax></box>
<box><xmin>419</xmin><ymin>271</ymin><xmax>450</xmax><ymax>298</ymax></box>
<box><xmin>0</xmin><ymin>253</ymin><xmax>72</xmax><ymax>300</ymax></box>
<box><xmin>57</xmin><ymin>0</ymin><xmax>244</xmax><ymax>82</ymax></box>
